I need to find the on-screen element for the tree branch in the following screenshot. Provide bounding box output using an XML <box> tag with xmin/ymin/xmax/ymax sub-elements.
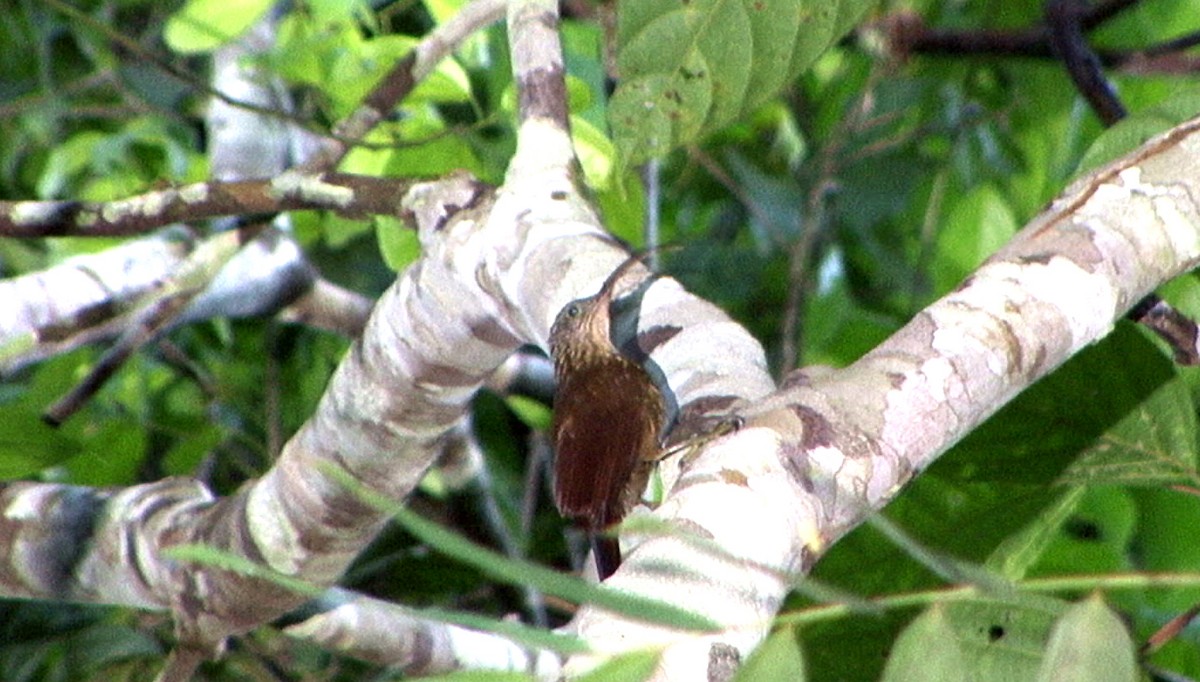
<box><xmin>0</xmin><ymin>173</ymin><xmax>416</xmax><ymax>238</ymax></box>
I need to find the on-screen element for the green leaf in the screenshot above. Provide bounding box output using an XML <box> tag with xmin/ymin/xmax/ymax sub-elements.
<box><xmin>987</xmin><ymin>487</ymin><xmax>1087</xmax><ymax>581</ymax></box>
<box><xmin>831</xmin><ymin>0</ymin><xmax>874</xmax><ymax>37</ymax></box>
<box><xmin>1030</xmin><ymin>487</ymin><xmax>1136</xmax><ymax>577</ymax></box>
<box><xmin>0</xmin><ymin>411</ymin><xmax>77</xmax><ymax>478</ymax></box>
<box><xmin>1075</xmin><ymin>87</ymin><xmax>1200</xmax><ymax>175</ymax></box>
<box><xmin>732</xmin><ymin>627</ymin><xmax>806</xmax><ymax>682</ymax></box>
<box><xmin>1034</xmin><ymin>595</ymin><xmax>1136</xmax><ymax>682</ymax></box>
<box><xmin>932</xmin><ymin>183</ymin><xmax>1019</xmax><ymax>294</ymax></box>
<box><xmin>575</xmin><ymin>650</ymin><xmax>661</xmax><ymax>682</ymax></box>
<box><xmin>1060</xmin><ymin>355</ymin><xmax>1199</xmax><ymax>488</ymax></box>
<box><xmin>376</xmin><ymin>216</ymin><xmax>421</xmax><ymax>272</ymax></box>
<box><xmin>886</xmin><ymin>595</ymin><xmax>1068</xmax><ymax>682</ymax></box>
<box><xmin>1131</xmin><ymin>488</ymin><xmax>1200</xmax><ymax>610</ymax></box>
<box><xmin>572</xmin><ymin>115</ymin><xmax>616</xmax><ymax>190</ymax></box>
<box><xmin>164</xmin><ymin>0</ymin><xmax>273</xmax><ymax>54</ymax></box>
<box><xmin>505</xmin><ymin>395</ymin><xmax>552</xmax><ymax>431</ymax></box>
<box><xmin>880</xmin><ymin>606</ymin><xmax>970</xmax><ymax>682</ymax></box>
<box><xmin>611</xmin><ymin>0</ymin><xmax>859</xmax><ymax>167</ymax></box>
<box><xmin>939</xmin><ymin>324</ymin><xmax>1196</xmax><ymax>488</ymax></box>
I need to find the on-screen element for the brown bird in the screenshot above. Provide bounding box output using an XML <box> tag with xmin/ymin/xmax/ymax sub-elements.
<box><xmin>548</xmin><ymin>251</ymin><xmax>676</xmax><ymax>580</ymax></box>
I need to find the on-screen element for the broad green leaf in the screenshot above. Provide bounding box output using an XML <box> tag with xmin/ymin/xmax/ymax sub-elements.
<box><xmin>886</xmin><ymin>596</ymin><xmax>1067</xmax><ymax>682</ymax></box>
<box><xmin>938</xmin><ymin>325</ymin><xmax>1196</xmax><ymax>488</ymax></box>
<box><xmin>575</xmin><ymin>650</ymin><xmax>661</xmax><ymax>682</ymax></box>
<box><xmin>1128</xmin><ymin>487</ymin><xmax>1200</xmax><ymax>610</ymax></box>
<box><xmin>987</xmin><ymin>487</ymin><xmax>1086</xmax><ymax>581</ymax></box>
<box><xmin>572</xmin><ymin>115</ymin><xmax>615</xmax><ymax>190</ymax></box>
<box><xmin>831</xmin><ymin>0</ymin><xmax>875</xmax><ymax>38</ymax></box>
<box><xmin>1029</xmin><ymin>487</ymin><xmax>1136</xmax><ymax>578</ymax></box>
<box><xmin>782</xmin><ymin>3</ymin><xmax>838</xmax><ymax>87</ymax></box>
<box><xmin>376</xmin><ymin>216</ymin><xmax>421</xmax><ymax>272</ymax></box>
<box><xmin>612</xmin><ymin>0</ymin><xmax>861</xmax><ymax>167</ymax></box>
<box><xmin>1060</xmin><ymin>361</ymin><xmax>1199</xmax><ymax>487</ymax></box>
<box><xmin>880</xmin><ymin>606</ymin><xmax>970</xmax><ymax>682</ymax></box>
<box><xmin>1075</xmin><ymin>87</ymin><xmax>1200</xmax><ymax>176</ymax></box>
<box><xmin>164</xmin><ymin>0</ymin><xmax>273</xmax><ymax>54</ymax></box>
<box><xmin>0</xmin><ymin>411</ymin><xmax>78</xmax><ymax>478</ymax></box>
<box><xmin>933</xmin><ymin>183</ymin><xmax>1019</xmax><ymax>294</ymax></box>
<box><xmin>732</xmin><ymin>627</ymin><xmax>806</xmax><ymax>682</ymax></box>
<box><xmin>1034</xmin><ymin>595</ymin><xmax>1136</xmax><ymax>682</ymax></box>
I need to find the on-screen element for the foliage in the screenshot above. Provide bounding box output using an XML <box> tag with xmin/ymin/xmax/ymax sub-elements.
<box><xmin>2</xmin><ymin>0</ymin><xmax>1200</xmax><ymax>680</ymax></box>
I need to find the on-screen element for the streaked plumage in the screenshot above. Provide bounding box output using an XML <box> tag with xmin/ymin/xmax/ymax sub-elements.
<box><xmin>548</xmin><ymin>255</ymin><xmax>668</xmax><ymax>579</ymax></box>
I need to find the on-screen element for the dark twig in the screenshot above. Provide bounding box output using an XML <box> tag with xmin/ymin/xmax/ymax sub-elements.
<box><xmin>1143</xmin><ymin>30</ymin><xmax>1200</xmax><ymax>57</ymax></box>
<box><xmin>1079</xmin><ymin>0</ymin><xmax>1142</xmax><ymax>31</ymax></box>
<box><xmin>1141</xmin><ymin>603</ymin><xmax>1200</xmax><ymax>654</ymax></box>
<box><xmin>1045</xmin><ymin>0</ymin><xmax>1127</xmax><ymax>126</ymax></box>
<box><xmin>1127</xmin><ymin>296</ymin><xmax>1200</xmax><ymax>365</ymax></box>
<box><xmin>43</xmin><ymin>229</ymin><xmax>254</xmax><ymax>425</ymax></box>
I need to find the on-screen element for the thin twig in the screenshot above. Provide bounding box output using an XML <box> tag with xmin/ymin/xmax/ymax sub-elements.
<box><xmin>300</xmin><ymin>0</ymin><xmax>507</xmax><ymax>172</ymax></box>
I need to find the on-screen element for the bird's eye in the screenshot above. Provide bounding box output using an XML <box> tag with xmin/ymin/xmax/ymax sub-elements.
<box><xmin>564</xmin><ymin>302</ymin><xmax>583</xmax><ymax>318</ymax></box>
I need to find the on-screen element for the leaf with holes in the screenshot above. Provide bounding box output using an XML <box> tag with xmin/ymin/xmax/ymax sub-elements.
<box><xmin>611</xmin><ymin>0</ymin><xmax>866</xmax><ymax>168</ymax></box>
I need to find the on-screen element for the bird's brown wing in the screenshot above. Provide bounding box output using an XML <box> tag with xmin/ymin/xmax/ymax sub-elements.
<box><xmin>551</xmin><ymin>359</ymin><xmax>662</xmax><ymax>529</ymax></box>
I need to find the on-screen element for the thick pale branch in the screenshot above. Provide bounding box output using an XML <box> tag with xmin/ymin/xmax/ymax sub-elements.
<box><xmin>570</xmin><ymin>116</ymin><xmax>1200</xmax><ymax>678</ymax></box>
<box><xmin>0</xmin><ymin>226</ymin><xmax>316</xmax><ymax>375</ymax></box>
<box><xmin>282</xmin><ymin>588</ymin><xmax>561</xmax><ymax>677</ymax></box>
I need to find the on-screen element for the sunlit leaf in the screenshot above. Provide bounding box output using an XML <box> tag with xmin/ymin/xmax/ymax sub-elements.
<box><xmin>732</xmin><ymin>627</ymin><xmax>806</xmax><ymax>681</ymax></box>
<box><xmin>1034</xmin><ymin>595</ymin><xmax>1136</xmax><ymax>682</ymax></box>
<box><xmin>164</xmin><ymin>0</ymin><xmax>273</xmax><ymax>54</ymax></box>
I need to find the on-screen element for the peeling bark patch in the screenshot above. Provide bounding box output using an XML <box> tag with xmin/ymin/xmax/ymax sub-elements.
<box><xmin>675</xmin><ymin>518</ymin><xmax>715</xmax><ymax>541</ymax></box>
<box><xmin>467</xmin><ymin>316</ymin><xmax>521</xmax><ymax>348</ymax></box>
<box><xmin>410</xmin><ymin>621</ymin><xmax>434</xmax><ymax>672</ymax></box>
<box><xmin>780</xmin><ymin>369</ymin><xmax>813</xmax><ymax>389</ymax></box>
<box><xmin>707</xmin><ymin>642</ymin><xmax>741</xmax><ymax>682</ymax></box>
<box><xmin>996</xmin><ymin>316</ymin><xmax>1024</xmax><ymax>376</ymax></box>
<box><xmin>718</xmin><ymin>469</ymin><xmax>748</xmax><ymax>487</ymax></box>
<box><xmin>886</xmin><ymin>372</ymin><xmax>905</xmax><ymax>389</ymax></box>
<box><xmin>517</xmin><ymin>67</ymin><xmax>569</xmax><ymax>125</ymax></box>
<box><xmin>780</xmin><ymin>442</ymin><xmax>814</xmax><ymax>493</ymax></box>
<box><xmin>39</xmin><ymin>487</ymin><xmax>107</xmax><ymax>596</ymax></box>
<box><xmin>400</xmin><ymin>175</ymin><xmax>487</xmax><ymax>233</ymax></box>
<box><xmin>1030</xmin><ymin>344</ymin><xmax>1049</xmax><ymax>377</ymax></box>
<box><xmin>270</xmin><ymin>172</ymin><xmax>354</xmax><ymax>208</ymax></box>
<box><xmin>37</xmin><ymin>300</ymin><xmax>120</xmax><ymax>342</ymax></box>
<box><xmin>414</xmin><ymin>361</ymin><xmax>479</xmax><ymax>388</ymax></box>
<box><xmin>1019</xmin><ymin>253</ymin><xmax>1056</xmax><ymax>265</ymax></box>
<box><xmin>669</xmin><ymin>395</ymin><xmax>741</xmax><ymax>445</ymax></box>
<box><xmin>791</xmin><ymin>405</ymin><xmax>835</xmax><ymax>449</ymax></box>
<box><xmin>680</xmin><ymin>395</ymin><xmax>739</xmax><ymax>416</ymax></box>
<box><xmin>638</xmin><ymin>324</ymin><xmax>681</xmax><ymax>354</ymax></box>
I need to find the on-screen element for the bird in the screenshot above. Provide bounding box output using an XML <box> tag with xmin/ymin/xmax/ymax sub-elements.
<box><xmin>548</xmin><ymin>250</ymin><xmax>675</xmax><ymax>580</ymax></box>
